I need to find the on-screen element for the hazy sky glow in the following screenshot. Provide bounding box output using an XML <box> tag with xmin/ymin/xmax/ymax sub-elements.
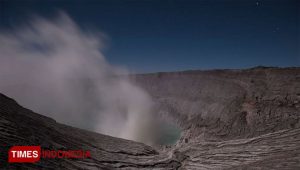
<box><xmin>1</xmin><ymin>0</ymin><xmax>299</xmax><ymax>72</ymax></box>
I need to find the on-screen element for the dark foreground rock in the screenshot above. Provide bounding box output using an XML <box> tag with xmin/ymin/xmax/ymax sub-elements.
<box><xmin>0</xmin><ymin>94</ymin><xmax>181</xmax><ymax>169</ymax></box>
<box><xmin>1</xmin><ymin>67</ymin><xmax>300</xmax><ymax>169</ymax></box>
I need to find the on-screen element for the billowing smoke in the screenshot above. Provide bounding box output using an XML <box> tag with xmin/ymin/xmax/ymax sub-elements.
<box><xmin>0</xmin><ymin>13</ymin><xmax>159</xmax><ymax>145</ymax></box>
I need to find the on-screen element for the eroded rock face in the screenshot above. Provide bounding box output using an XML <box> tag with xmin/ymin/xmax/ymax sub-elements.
<box><xmin>178</xmin><ymin>128</ymin><xmax>300</xmax><ymax>169</ymax></box>
<box><xmin>0</xmin><ymin>67</ymin><xmax>300</xmax><ymax>169</ymax></box>
<box><xmin>133</xmin><ymin>67</ymin><xmax>300</xmax><ymax>144</ymax></box>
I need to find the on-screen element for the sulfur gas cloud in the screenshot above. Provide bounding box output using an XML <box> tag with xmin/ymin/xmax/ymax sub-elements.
<box><xmin>0</xmin><ymin>12</ymin><xmax>161</xmax><ymax>145</ymax></box>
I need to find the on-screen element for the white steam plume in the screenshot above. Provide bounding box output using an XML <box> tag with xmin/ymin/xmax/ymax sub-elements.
<box><xmin>0</xmin><ymin>13</ymin><xmax>158</xmax><ymax>145</ymax></box>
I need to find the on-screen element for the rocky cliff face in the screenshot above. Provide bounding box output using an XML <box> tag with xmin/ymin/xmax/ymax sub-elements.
<box><xmin>1</xmin><ymin>67</ymin><xmax>300</xmax><ymax>169</ymax></box>
<box><xmin>133</xmin><ymin>67</ymin><xmax>300</xmax><ymax>145</ymax></box>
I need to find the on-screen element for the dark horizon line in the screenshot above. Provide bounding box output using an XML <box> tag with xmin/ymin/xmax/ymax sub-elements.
<box><xmin>129</xmin><ymin>65</ymin><xmax>300</xmax><ymax>75</ymax></box>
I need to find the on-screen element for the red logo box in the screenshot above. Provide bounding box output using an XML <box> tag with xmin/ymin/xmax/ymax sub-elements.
<box><xmin>8</xmin><ymin>146</ymin><xmax>41</xmax><ymax>163</ymax></box>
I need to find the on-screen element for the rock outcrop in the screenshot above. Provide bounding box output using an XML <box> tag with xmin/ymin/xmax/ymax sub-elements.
<box><xmin>0</xmin><ymin>67</ymin><xmax>300</xmax><ymax>169</ymax></box>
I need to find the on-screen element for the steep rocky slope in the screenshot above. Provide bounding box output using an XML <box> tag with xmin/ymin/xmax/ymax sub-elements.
<box><xmin>133</xmin><ymin>67</ymin><xmax>300</xmax><ymax>145</ymax></box>
<box><xmin>0</xmin><ymin>67</ymin><xmax>300</xmax><ymax>169</ymax></box>
<box><xmin>0</xmin><ymin>93</ymin><xmax>181</xmax><ymax>169</ymax></box>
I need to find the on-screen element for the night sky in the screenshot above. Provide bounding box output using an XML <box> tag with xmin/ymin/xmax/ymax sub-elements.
<box><xmin>1</xmin><ymin>0</ymin><xmax>299</xmax><ymax>73</ymax></box>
